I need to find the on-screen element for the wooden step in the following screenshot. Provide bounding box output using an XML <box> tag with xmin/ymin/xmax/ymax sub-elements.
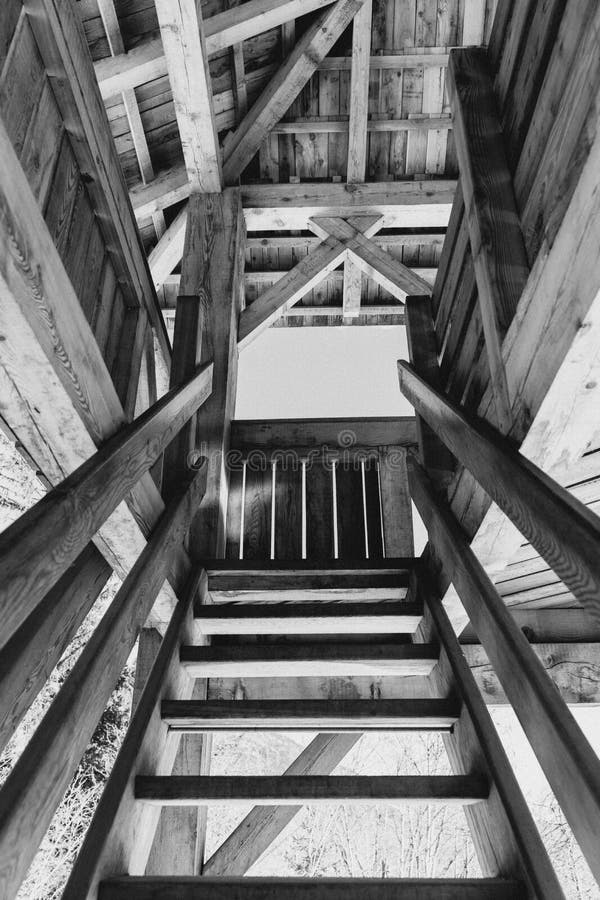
<box><xmin>99</xmin><ymin>876</ymin><xmax>525</xmax><ymax>900</ymax></box>
<box><xmin>204</xmin><ymin>560</ymin><xmax>415</xmax><ymax>602</ymax></box>
<box><xmin>134</xmin><ymin>774</ymin><xmax>489</xmax><ymax>805</ymax></box>
<box><xmin>162</xmin><ymin>699</ymin><xmax>460</xmax><ymax>732</ymax></box>
<box><xmin>179</xmin><ymin>643</ymin><xmax>438</xmax><ymax>677</ymax></box>
<box><xmin>195</xmin><ymin>600</ymin><xmax>423</xmax><ymax>634</ymax></box>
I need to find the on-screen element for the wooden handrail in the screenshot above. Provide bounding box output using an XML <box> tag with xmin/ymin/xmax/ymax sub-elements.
<box><xmin>0</xmin><ymin>362</ymin><xmax>213</xmax><ymax>653</ymax></box>
<box><xmin>398</xmin><ymin>360</ymin><xmax>600</xmax><ymax>624</ymax></box>
<box><xmin>407</xmin><ymin>456</ymin><xmax>600</xmax><ymax>884</ymax></box>
<box><xmin>0</xmin><ymin>465</ymin><xmax>207</xmax><ymax>900</ymax></box>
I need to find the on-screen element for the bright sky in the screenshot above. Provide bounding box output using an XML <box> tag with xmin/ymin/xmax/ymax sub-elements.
<box><xmin>236</xmin><ymin>325</ymin><xmax>413</xmax><ymax>419</ymax></box>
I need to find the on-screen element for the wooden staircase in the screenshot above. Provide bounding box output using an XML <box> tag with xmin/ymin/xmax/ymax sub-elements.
<box><xmin>61</xmin><ymin>560</ymin><xmax>564</xmax><ymax>900</ymax></box>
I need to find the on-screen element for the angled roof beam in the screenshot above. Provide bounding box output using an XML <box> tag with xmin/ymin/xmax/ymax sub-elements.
<box><xmin>148</xmin><ymin>207</ymin><xmax>188</xmax><ymax>289</ymax></box>
<box><xmin>238</xmin><ymin>237</ymin><xmax>348</xmax><ymax>350</ymax></box>
<box><xmin>154</xmin><ymin>0</ymin><xmax>222</xmax><ymax>191</ymax></box>
<box><xmin>222</xmin><ymin>0</ymin><xmax>364</xmax><ymax>184</ymax></box>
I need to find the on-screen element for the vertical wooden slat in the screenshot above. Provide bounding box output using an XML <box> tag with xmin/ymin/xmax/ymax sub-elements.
<box><xmin>225</xmin><ymin>466</ymin><xmax>244</xmax><ymax>560</ymax></box>
<box><xmin>378</xmin><ymin>447</ymin><xmax>414</xmax><ymax>557</ymax></box>
<box><xmin>243</xmin><ymin>465</ymin><xmax>273</xmax><ymax>560</ymax></box>
<box><xmin>364</xmin><ymin>462</ymin><xmax>383</xmax><ymax>559</ymax></box>
<box><xmin>306</xmin><ymin>461</ymin><xmax>335</xmax><ymax>561</ymax></box>
<box><xmin>336</xmin><ymin>464</ymin><xmax>366</xmax><ymax>559</ymax></box>
<box><xmin>274</xmin><ymin>463</ymin><xmax>303</xmax><ymax>560</ymax></box>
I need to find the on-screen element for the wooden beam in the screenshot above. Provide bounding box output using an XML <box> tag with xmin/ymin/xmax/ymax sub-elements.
<box><xmin>132</xmin><ymin>175</ymin><xmax>456</xmax><ymax>227</ymax></box>
<box><xmin>61</xmin><ymin>571</ymin><xmax>205</xmax><ymax>900</ymax></box>
<box><xmin>0</xmin><ymin>472</ymin><xmax>207</xmax><ymax>900</ymax></box>
<box><xmin>162</xmin><ymin>698</ymin><xmax>460</xmax><ymax>731</ymax></box>
<box><xmin>398</xmin><ymin>362</ymin><xmax>600</xmax><ymax>625</ymax></box>
<box><xmin>194</xmin><ymin>600</ymin><xmax>422</xmax><ymax>634</ymax></box>
<box><xmin>230</xmin><ymin>416</ymin><xmax>417</xmax><ymax>450</ymax></box>
<box><xmin>0</xmin><ymin>545</ymin><xmax>111</xmax><ymax>756</ymax></box>
<box><xmin>222</xmin><ymin>0</ymin><xmax>364</xmax><ymax>183</ymax></box>
<box><xmin>95</xmin><ymin>46</ymin><xmax>451</xmax><ymax>101</ymax></box>
<box><xmin>417</xmin><ymin>576</ymin><xmax>565</xmax><ymax>899</ymax></box>
<box><xmin>0</xmin><ymin>363</ymin><xmax>212</xmax><ymax>652</ymax></box>
<box><xmin>344</xmin><ymin>0</ymin><xmax>372</xmax><ymax>316</ymax></box>
<box><xmin>149</xmin><ymin>207</ymin><xmax>188</xmax><ymax>289</ymax></box>
<box><xmin>23</xmin><ymin>0</ymin><xmax>171</xmax><ymax>367</ymax></box>
<box><xmin>447</xmin><ymin>48</ymin><xmax>529</xmax><ymax>431</ymax></box>
<box><xmin>179</xmin><ymin>642</ymin><xmax>439</xmax><ymax>678</ymax></box>
<box><xmin>205</xmin><ymin>0</ymin><xmax>337</xmax><ymax>55</ymax></box>
<box><xmin>154</xmin><ymin>0</ymin><xmax>222</xmax><ymax>191</ymax></box>
<box><xmin>270</xmin><ymin>116</ymin><xmax>452</xmax><ymax>133</ymax></box>
<box><xmin>99</xmin><ymin>877</ymin><xmax>525</xmax><ymax>900</ymax></box>
<box><xmin>238</xmin><ymin>236</ymin><xmax>347</xmax><ymax>349</ymax></box>
<box><xmin>408</xmin><ymin>456</ymin><xmax>600</xmax><ymax>884</ymax></box>
<box><xmin>135</xmin><ymin>774</ymin><xmax>488</xmax><ymax>805</ymax></box>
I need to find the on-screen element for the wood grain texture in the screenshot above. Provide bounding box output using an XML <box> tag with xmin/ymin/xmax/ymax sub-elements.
<box><xmin>408</xmin><ymin>457</ymin><xmax>600</xmax><ymax>884</ymax></box>
<box><xmin>0</xmin><ymin>469</ymin><xmax>207</xmax><ymax>900</ymax></box>
<box><xmin>306</xmin><ymin>462</ymin><xmax>335</xmax><ymax>560</ymax></box>
<box><xmin>232</xmin><ymin>418</ymin><xmax>417</xmax><ymax>451</ymax></box>
<box><xmin>0</xmin><ymin>362</ymin><xmax>212</xmax><ymax>651</ymax></box>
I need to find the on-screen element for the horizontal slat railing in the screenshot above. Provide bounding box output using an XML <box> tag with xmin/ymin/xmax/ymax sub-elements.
<box><xmin>398</xmin><ymin>361</ymin><xmax>600</xmax><ymax>624</ymax></box>
<box><xmin>0</xmin><ymin>468</ymin><xmax>208</xmax><ymax>900</ymax></box>
<box><xmin>0</xmin><ymin>361</ymin><xmax>213</xmax><ymax>651</ymax></box>
<box><xmin>405</xmin><ymin>453</ymin><xmax>600</xmax><ymax>884</ymax></box>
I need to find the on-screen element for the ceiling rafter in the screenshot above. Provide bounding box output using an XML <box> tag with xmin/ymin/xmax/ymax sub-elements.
<box><xmin>221</xmin><ymin>0</ymin><xmax>365</xmax><ymax>184</ymax></box>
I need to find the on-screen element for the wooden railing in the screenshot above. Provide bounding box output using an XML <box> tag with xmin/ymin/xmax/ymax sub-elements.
<box><xmin>0</xmin><ymin>363</ymin><xmax>213</xmax><ymax>899</ymax></box>
<box><xmin>224</xmin><ymin>417</ymin><xmax>417</xmax><ymax>560</ymax></box>
<box><xmin>398</xmin><ymin>359</ymin><xmax>600</xmax><ymax>885</ymax></box>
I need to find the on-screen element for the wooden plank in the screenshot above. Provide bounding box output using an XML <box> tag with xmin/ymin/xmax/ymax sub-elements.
<box><xmin>306</xmin><ymin>461</ymin><xmax>335</xmax><ymax>560</ymax></box>
<box><xmin>136</xmin><ymin>774</ymin><xmax>489</xmax><ymax>805</ymax></box>
<box><xmin>243</xmin><ymin>465</ymin><xmax>273</xmax><ymax>559</ymax></box>
<box><xmin>274</xmin><ymin>463</ymin><xmax>303</xmax><ymax>559</ymax></box>
<box><xmin>148</xmin><ymin>203</ymin><xmax>189</xmax><ymax>290</ymax></box>
<box><xmin>364</xmin><ymin>462</ymin><xmax>384</xmax><ymax>558</ymax></box>
<box><xmin>162</xmin><ymin>698</ymin><xmax>460</xmax><ymax>731</ymax></box>
<box><xmin>24</xmin><ymin>0</ymin><xmax>171</xmax><ymax>368</ymax></box>
<box><xmin>99</xmin><ymin>877</ymin><xmax>524</xmax><ymax>900</ymax></box>
<box><xmin>405</xmin><ymin>296</ymin><xmax>455</xmax><ymax>488</ymax></box>
<box><xmin>194</xmin><ymin>600</ymin><xmax>422</xmax><ymax>634</ymax></box>
<box><xmin>225</xmin><ymin>466</ymin><xmax>244</xmax><ymax>559</ymax></box>
<box><xmin>398</xmin><ymin>362</ymin><xmax>600</xmax><ymax>626</ymax></box>
<box><xmin>238</xmin><ymin>236</ymin><xmax>347</xmax><ymax>349</ymax></box>
<box><xmin>408</xmin><ymin>457</ymin><xmax>600</xmax><ymax>884</ymax></box>
<box><xmin>378</xmin><ymin>447</ymin><xmax>414</xmax><ymax>556</ymax></box>
<box><xmin>0</xmin><ymin>544</ymin><xmax>111</xmax><ymax>756</ymax></box>
<box><xmin>205</xmin><ymin>0</ymin><xmax>337</xmax><ymax>55</ymax></box>
<box><xmin>447</xmin><ymin>48</ymin><xmax>529</xmax><ymax>430</ymax></box>
<box><xmin>60</xmin><ymin>571</ymin><xmax>204</xmax><ymax>900</ymax></box>
<box><xmin>0</xmin><ymin>363</ymin><xmax>212</xmax><ymax>651</ymax></box>
<box><xmin>0</xmin><ymin>470</ymin><xmax>207</xmax><ymax>900</ymax></box>
<box><xmin>232</xmin><ymin>417</ymin><xmax>418</xmax><ymax>451</ymax></box>
<box><xmin>417</xmin><ymin>575</ymin><xmax>566</xmax><ymax>899</ymax></box>
<box><xmin>335</xmin><ymin>464</ymin><xmax>366</xmax><ymax>558</ymax></box>
<box><xmin>222</xmin><ymin>0</ymin><xmax>365</xmax><ymax>183</ymax></box>
<box><xmin>180</xmin><ymin>642</ymin><xmax>438</xmax><ymax>677</ymax></box>
<box><xmin>154</xmin><ymin>0</ymin><xmax>221</xmax><ymax>191</ymax></box>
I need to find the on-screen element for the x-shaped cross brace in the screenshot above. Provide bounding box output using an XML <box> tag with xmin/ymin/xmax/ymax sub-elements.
<box><xmin>238</xmin><ymin>214</ymin><xmax>433</xmax><ymax>350</ymax></box>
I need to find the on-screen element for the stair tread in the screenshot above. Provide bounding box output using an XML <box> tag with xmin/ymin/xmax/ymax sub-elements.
<box><xmin>99</xmin><ymin>876</ymin><xmax>525</xmax><ymax>900</ymax></box>
<box><xmin>134</xmin><ymin>774</ymin><xmax>489</xmax><ymax>805</ymax></box>
<box><xmin>179</xmin><ymin>642</ymin><xmax>438</xmax><ymax>678</ymax></box>
<box><xmin>162</xmin><ymin>699</ymin><xmax>460</xmax><ymax>732</ymax></box>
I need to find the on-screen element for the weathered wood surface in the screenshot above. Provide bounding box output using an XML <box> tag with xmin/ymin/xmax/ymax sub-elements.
<box><xmin>399</xmin><ymin>362</ymin><xmax>600</xmax><ymax>625</ymax></box>
<box><xmin>417</xmin><ymin>575</ymin><xmax>566</xmax><ymax>900</ymax></box>
<box><xmin>61</xmin><ymin>571</ymin><xmax>204</xmax><ymax>900</ymax></box>
<box><xmin>231</xmin><ymin>418</ymin><xmax>417</xmax><ymax>451</ymax></box>
<box><xmin>0</xmin><ymin>544</ymin><xmax>111</xmax><ymax>755</ymax></box>
<box><xmin>135</xmin><ymin>774</ymin><xmax>489</xmax><ymax>805</ymax></box>
<box><xmin>447</xmin><ymin>48</ymin><xmax>529</xmax><ymax>430</ymax></box>
<box><xmin>0</xmin><ymin>469</ymin><xmax>207</xmax><ymax>900</ymax></box>
<box><xmin>180</xmin><ymin>642</ymin><xmax>438</xmax><ymax>678</ymax></box>
<box><xmin>409</xmin><ymin>457</ymin><xmax>600</xmax><ymax>884</ymax></box>
<box><xmin>24</xmin><ymin>0</ymin><xmax>170</xmax><ymax>366</ymax></box>
<box><xmin>0</xmin><ymin>362</ymin><xmax>212</xmax><ymax>650</ymax></box>
<box><xmin>222</xmin><ymin>0</ymin><xmax>363</xmax><ymax>183</ymax></box>
<box><xmin>162</xmin><ymin>698</ymin><xmax>460</xmax><ymax>731</ymax></box>
<box><xmin>99</xmin><ymin>877</ymin><xmax>526</xmax><ymax>900</ymax></box>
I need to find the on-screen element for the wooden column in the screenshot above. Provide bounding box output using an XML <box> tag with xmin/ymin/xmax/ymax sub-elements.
<box><xmin>447</xmin><ymin>47</ymin><xmax>529</xmax><ymax>432</ymax></box>
<box><xmin>154</xmin><ymin>189</ymin><xmax>245</xmax><ymax>874</ymax></box>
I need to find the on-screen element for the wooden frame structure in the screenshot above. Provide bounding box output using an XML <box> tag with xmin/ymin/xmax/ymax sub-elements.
<box><xmin>0</xmin><ymin>1</ymin><xmax>600</xmax><ymax>898</ymax></box>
